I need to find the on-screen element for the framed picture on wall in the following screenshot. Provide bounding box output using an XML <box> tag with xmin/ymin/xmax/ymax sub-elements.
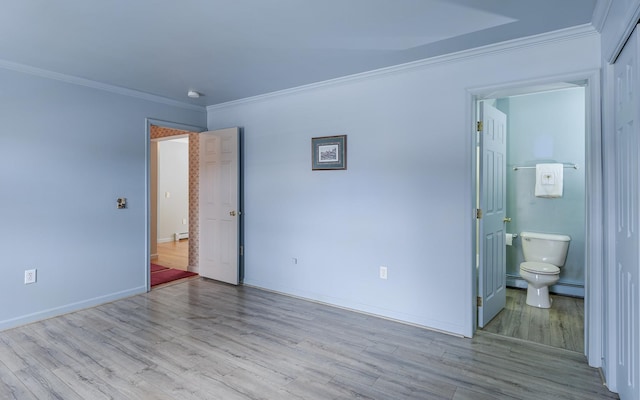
<box><xmin>312</xmin><ymin>135</ymin><xmax>347</xmax><ymax>170</ymax></box>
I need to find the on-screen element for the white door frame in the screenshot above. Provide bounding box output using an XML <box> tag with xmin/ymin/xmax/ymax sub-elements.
<box><xmin>467</xmin><ymin>70</ymin><xmax>603</xmax><ymax>368</ymax></box>
<box><xmin>145</xmin><ymin>118</ymin><xmax>206</xmax><ymax>291</ymax></box>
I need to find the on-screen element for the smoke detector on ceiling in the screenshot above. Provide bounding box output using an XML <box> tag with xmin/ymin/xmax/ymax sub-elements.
<box><xmin>187</xmin><ymin>90</ymin><xmax>200</xmax><ymax>98</ymax></box>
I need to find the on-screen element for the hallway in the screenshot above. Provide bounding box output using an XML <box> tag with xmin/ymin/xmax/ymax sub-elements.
<box><xmin>153</xmin><ymin>239</ymin><xmax>188</xmax><ymax>270</ymax></box>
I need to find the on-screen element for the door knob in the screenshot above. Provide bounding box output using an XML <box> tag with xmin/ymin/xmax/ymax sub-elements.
<box><xmin>503</xmin><ymin>217</ymin><xmax>512</xmax><ymax>223</ymax></box>
<box><xmin>229</xmin><ymin>211</ymin><xmax>236</xmax><ymax>217</ymax></box>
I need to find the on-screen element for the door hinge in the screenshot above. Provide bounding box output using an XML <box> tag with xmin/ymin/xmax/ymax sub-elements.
<box><xmin>476</xmin><ymin>121</ymin><xmax>483</xmax><ymax>132</ymax></box>
<box><xmin>239</xmin><ymin>245</ymin><xmax>244</xmax><ymax>256</ymax></box>
<box><xmin>476</xmin><ymin>208</ymin><xmax>483</xmax><ymax>219</ymax></box>
<box><xmin>477</xmin><ymin>296</ymin><xmax>483</xmax><ymax>307</ymax></box>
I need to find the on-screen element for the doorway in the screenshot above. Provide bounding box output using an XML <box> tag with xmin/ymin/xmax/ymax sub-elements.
<box><xmin>472</xmin><ymin>74</ymin><xmax>601</xmax><ymax>357</ymax></box>
<box><xmin>154</xmin><ymin>136</ymin><xmax>189</xmax><ymax>270</ymax></box>
<box><xmin>146</xmin><ymin>119</ymin><xmax>206</xmax><ymax>290</ymax></box>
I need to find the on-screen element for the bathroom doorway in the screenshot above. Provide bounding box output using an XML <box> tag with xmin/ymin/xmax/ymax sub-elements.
<box><xmin>474</xmin><ymin>80</ymin><xmax>591</xmax><ymax>353</ymax></box>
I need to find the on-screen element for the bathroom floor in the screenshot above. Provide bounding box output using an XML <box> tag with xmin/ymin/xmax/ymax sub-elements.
<box><xmin>482</xmin><ymin>287</ymin><xmax>584</xmax><ymax>352</ymax></box>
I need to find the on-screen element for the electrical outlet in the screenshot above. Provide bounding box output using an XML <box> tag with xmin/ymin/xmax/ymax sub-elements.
<box><xmin>379</xmin><ymin>266</ymin><xmax>388</xmax><ymax>280</ymax></box>
<box><xmin>24</xmin><ymin>269</ymin><xmax>37</xmax><ymax>284</ymax></box>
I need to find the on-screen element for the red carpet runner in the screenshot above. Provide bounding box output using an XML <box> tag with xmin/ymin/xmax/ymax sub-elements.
<box><xmin>150</xmin><ymin>263</ymin><xmax>197</xmax><ymax>287</ymax></box>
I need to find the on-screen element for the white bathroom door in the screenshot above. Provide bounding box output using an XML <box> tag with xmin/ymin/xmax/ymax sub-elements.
<box><xmin>613</xmin><ymin>25</ymin><xmax>640</xmax><ymax>400</ymax></box>
<box><xmin>478</xmin><ymin>102</ymin><xmax>507</xmax><ymax>328</ymax></box>
<box><xmin>199</xmin><ymin>127</ymin><xmax>241</xmax><ymax>285</ymax></box>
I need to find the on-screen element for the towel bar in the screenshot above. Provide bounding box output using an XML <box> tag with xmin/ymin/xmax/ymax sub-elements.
<box><xmin>513</xmin><ymin>163</ymin><xmax>578</xmax><ymax>171</ymax></box>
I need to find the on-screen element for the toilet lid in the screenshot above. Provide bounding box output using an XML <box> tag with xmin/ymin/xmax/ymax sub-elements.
<box><xmin>520</xmin><ymin>261</ymin><xmax>559</xmax><ymax>275</ymax></box>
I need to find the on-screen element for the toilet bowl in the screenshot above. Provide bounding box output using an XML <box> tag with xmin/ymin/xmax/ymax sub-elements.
<box><xmin>519</xmin><ymin>231</ymin><xmax>570</xmax><ymax>309</ymax></box>
<box><xmin>519</xmin><ymin>261</ymin><xmax>560</xmax><ymax>308</ymax></box>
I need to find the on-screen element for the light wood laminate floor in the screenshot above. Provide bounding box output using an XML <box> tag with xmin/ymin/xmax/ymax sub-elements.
<box><xmin>482</xmin><ymin>288</ymin><xmax>584</xmax><ymax>353</ymax></box>
<box><xmin>0</xmin><ymin>280</ymin><xmax>615</xmax><ymax>400</ymax></box>
<box><xmin>154</xmin><ymin>239</ymin><xmax>189</xmax><ymax>270</ymax></box>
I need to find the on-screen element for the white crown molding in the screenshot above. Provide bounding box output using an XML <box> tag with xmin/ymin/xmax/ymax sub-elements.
<box><xmin>0</xmin><ymin>59</ymin><xmax>206</xmax><ymax>113</ymax></box>
<box><xmin>208</xmin><ymin>24</ymin><xmax>599</xmax><ymax>112</ymax></box>
<box><xmin>604</xmin><ymin>0</ymin><xmax>640</xmax><ymax>63</ymax></box>
<box><xmin>591</xmin><ymin>0</ymin><xmax>612</xmax><ymax>32</ymax></box>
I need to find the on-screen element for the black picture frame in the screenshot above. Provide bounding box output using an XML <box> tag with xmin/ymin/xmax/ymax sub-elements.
<box><xmin>312</xmin><ymin>135</ymin><xmax>347</xmax><ymax>170</ymax></box>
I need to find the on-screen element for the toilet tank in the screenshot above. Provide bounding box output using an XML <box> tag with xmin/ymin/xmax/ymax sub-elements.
<box><xmin>520</xmin><ymin>231</ymin><xmax>571</xmax><ymax>266</ymax></box>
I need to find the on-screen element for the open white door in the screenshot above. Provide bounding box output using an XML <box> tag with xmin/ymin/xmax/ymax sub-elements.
<box><xmin>199</xmin><ymin>127</ymin><xmax>240</xmax><ymax>285</ymax></box>
<box><xmin>478</xmin><ymin>102</ymin><xmax>507</xmax><ymax>327</ymax></box>
<box><xmin>613</xmin><ymin>25</ymin><xmax>640</xmax><ymax>400</ymax></box>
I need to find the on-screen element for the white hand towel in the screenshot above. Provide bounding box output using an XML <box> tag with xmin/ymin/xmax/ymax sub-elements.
<box><xmin>535</xmin><ymin>163</ymin><xmax>563</xmax><ymax>198</ymax></box>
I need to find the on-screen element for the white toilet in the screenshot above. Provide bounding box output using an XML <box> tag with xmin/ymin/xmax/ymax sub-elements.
<box><xmin>519</xmin><ymin>231</ymin><xmax>571</xmax><ymax>308</ymax></box>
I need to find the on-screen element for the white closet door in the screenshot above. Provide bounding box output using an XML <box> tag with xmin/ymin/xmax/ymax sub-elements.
<box><xmin>613</xmin><ymin>24</ymin><xmax>640</xmax><ymax>400</ymax></box>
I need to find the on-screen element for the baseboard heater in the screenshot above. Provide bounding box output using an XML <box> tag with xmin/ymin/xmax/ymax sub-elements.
<box><xmin>506</xmin><ymin>274</ymin><xmax>584</xmax><ymax>298</ymax></box>
<box><xmin>174</xmin><ymin>232</ymin><xmax>189</xmax><ymax>241</ymax></box>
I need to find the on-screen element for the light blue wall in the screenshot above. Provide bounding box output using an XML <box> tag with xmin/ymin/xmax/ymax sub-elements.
<box><xmin>497</xmin><ymin>88</ymin><xmax>586</xmax><ymax>294</ymax></box>
<box><xmin>208</xmin><ymin>33</ymin><xmax>600</xmax><ymax>335</ymax></box>
<box><xmin>0</xmin><ymin>30</ymin><xmax>599</xmax><ymax>336</ymax></box>
<box><xmin>0</xmin><ymin>67</ymin><xmax>205</xmax><ymax>330</ymax></box>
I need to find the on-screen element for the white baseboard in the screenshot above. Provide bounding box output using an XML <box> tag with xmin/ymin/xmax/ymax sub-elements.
<box><xmin>0</xmin><ymin>286</ymin><xmax>147</xmax><ymax>332</ymax></box>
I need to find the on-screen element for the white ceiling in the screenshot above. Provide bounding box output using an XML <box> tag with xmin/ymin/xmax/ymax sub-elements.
<box><xmin>0</xmin><ymin>0</ymin><xmax>598</xmax><ymax>106</ymax></box>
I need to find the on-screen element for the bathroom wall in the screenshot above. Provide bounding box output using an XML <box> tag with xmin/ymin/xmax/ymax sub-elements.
<box><xmin>497</xmin><ymin>87</ymin><xmax>586</xmax><ymax>296</ymax></box>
